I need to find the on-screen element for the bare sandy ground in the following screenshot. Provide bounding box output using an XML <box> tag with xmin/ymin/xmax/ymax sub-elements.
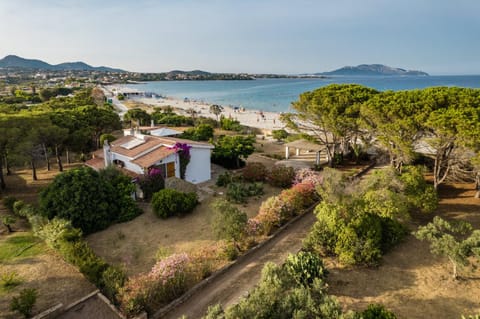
<box><xmin>157</xmin><ymin>176</ymin><xmax>480</xmax><ymax>319</ymax></box>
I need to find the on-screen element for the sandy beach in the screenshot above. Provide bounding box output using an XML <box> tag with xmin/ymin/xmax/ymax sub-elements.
<box><xmin>103</xmin><ymin>85</ymin><xmax>286</xmax><ymax>132</ymax></box>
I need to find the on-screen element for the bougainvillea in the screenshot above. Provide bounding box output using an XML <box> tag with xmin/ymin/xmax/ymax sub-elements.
<box><xmin>171</xmin><ymin>143</ymin><xmax>191</xmax><ymax>179</ymax></box>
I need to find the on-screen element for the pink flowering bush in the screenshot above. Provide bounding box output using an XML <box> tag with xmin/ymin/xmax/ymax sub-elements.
<box><xmin>120</xmin><ymin>253</ymin><xmax>191</xmax><ymax>315</ymax></box>
<box><xmin>293</xmin><ymin>168</ymin><xmax>323</xmax><ymax>186</ymax></box>
<box><xmin>245</xmin><ymin>218</ymin><xmax>262</xmax><ymax>237</ymax></box>
<box><xmin>253</xmin><ymin>181</ymin><xmax>320</xmax><ymax>236</ymax></box>
<box><xmin>255</xmin><ymin>196</ymin><xmax>286</xmax><ymax>235</ymax></box>
<box><xmin>189</xmin><ymin>244</ymin><xmax>229</xmax><ymax>280</ymax></box>
<box><xmin>284</xmin><ymin>182</ymin><xmax>319</xmax><ymax>209</ymax></box>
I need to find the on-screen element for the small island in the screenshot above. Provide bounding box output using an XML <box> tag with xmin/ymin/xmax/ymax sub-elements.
<box><xmin>318</xmin><ymin>64</ymin><xmax>429</xmax><ymax>76</ymax></box>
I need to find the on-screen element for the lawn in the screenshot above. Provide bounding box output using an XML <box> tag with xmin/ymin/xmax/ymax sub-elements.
<box><xmin>0</xmin><ymin>232</ymin><xmax>44</xmax><ymax>263</ymax></box>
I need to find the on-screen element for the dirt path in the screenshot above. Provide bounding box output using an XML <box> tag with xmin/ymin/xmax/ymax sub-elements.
<box><xmin>159</xmin><ymin>211</ymin><xmax>317</xmax><ymax>319</ymax></box>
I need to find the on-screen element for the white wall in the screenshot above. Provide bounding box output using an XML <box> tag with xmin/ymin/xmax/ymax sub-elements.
<box><xmin>149</xmin><ymin>153</ymin><xmax>179</xmax><ymax>178</ymax></box>
<box><xmin>185</xmin><ymin>147</ymin><xmax>211</xmax><ymax>184</ymax></box>
<box><xmin>111</xmin><ymin>153</ymin><xmax>144</xmax><ymax>174</ymax></box>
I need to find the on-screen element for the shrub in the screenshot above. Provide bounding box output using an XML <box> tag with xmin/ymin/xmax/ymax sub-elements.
<box><xmin>203</xmin><ymin>304</ymin><xmax>225</xmax><ymax>319</ymax></box>
<box><xmin>271</xmin><ymin>129</ymin><xmax>288</xmax><ymax>141</ymax></box>
<box><xmin>212</xmin><ymin>135</ymin><xmax>255</xmax><ymax>169</ymax></box>
<box><xmin>0</xmin><ymin>271</ymin><xmax>22</xmax><ymax>291</ymax></box>
<box><xmin>226</xmin><ymin>182</ymin><xmax>263</xmax><ymax>204</ymax></box>
<box><xmin>242</xmin><ymin>162</ymin><xmax>267</xmax><ymax>182</ymax></box>
<box><xmin>101</xmin><ymin>266</ymin><xmax>127</xmax><ymax>304</ymax></box>
<box><xmin>400</xmin><ymin>166</ymin><xmax>438</xmax><ymax>213</ymax></box>
<box><xmin>267</xmin><ymin>165</ymin><xmax>295</xmax><ymax>188</ymax></box>
<box><xmin>226</xmin><ymin>262</ymin><xmax>344</xmax><ymax>319</ymax></box>
<box><xmin>379</xmin><ymin>217</ymin><xmax>408</xmax><ymax>252</ymax></box>
<box><xmin>137</xmin><ymin>168</ymin><xmax>165</xmax><ymax>200</ymax></box>
<box><xmin>281</xmin><ymin>182</ymin><xmax>318</xmax><ymax>210</ymax></box>
<box><xmin>181</xmin><ymin>124</ymin><xmax>214</xmax><ymax>141</ymax></box>
<box><xmin>219</xmin><ymin>116</ymin><xmax>242</xmax><ymax>131</ymax></box>
<box><xmin>189</xmin><ymin>245</ymin><xmax>221</xmax><ymax>279</ymax></box>
<box><xmin>59</xmin><ymin>240</ymin><xmax>108</xmax><ymax>284</ymax></box>
<box><xmin>284</xmin><ymin>251</ymin><xmax>327</xmax><ymax>286</ymax></box>
<box><xmin>294</xmin><ymin>168</ymin><xmax>322</xmax><ymax>186</ymax></box>
<box><xmin>303</xmin><ymin>203</ymin><xmax>345</xmax><ymax>255</ymax></box>
<box><xmin>10</xmin><ymin>288</ymin><xmax>37</xmax><ymax>318</ymax></box>
<box><xmin>1</xmin><ymin>216</ymin><xmax>16</xmax><ymax>233</ymax></box>
<box><xmin>120</xmin><ymin>253</ymin><xmax>192</xmax><ymax>316</ymax></box>
<box><xmin>360</xmin><ymin>304</ymin><xmax>397</xmax><ymax>319</ymax></box>
<box><xmin>216</xmin><ymin>171</ymin><xmax>234</xmax><ymax>187</ymax></box>
<box><xmin>12</xmin><ymin>200</ymin><xmax>26</xmax><ymax>216</ymax></box>
<box><xmin>3</xmin><ymin>196</ymin><xmax>17</xmax><ymax>213</ymax></box>
<box><xmin>39</xmin><ymin>166</ymin><xmax>140</xmax><ymax>235</ymax></box>
<box><xmin>221</xmin><ymin>241</ymin><xmax>239</xmax><ymax>261</ymax></box>
<box><xmin>255</xmin><ymin>196</ymin><xmax>284</xmax><ymax>235</ymax></box>
<box><xmin>335</xmin><ymin>213</ymin><xmax>383</xmax><ymax>266</ymax></box>
<box><xmin>211</xmin><ymin>199</ymin><xmax>248</xmax><ymax>243</ymax></box>
<box><xmin>15</xmin><ymin>203</ymin><xmax>35</xmax><ymax>218</ymax></box>
<box><xmin>37</xmin><ymin>218</ymin><xmax>82</xmax><ymax>250</ymax></box>
<box><xmin>151</xmin><ymin>189</ymin><xmax>198</xmax><ymax>219</ymax></box>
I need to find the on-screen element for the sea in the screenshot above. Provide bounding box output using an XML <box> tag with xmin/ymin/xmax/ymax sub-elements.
<box><xmin>123</xmin><ymin>75</ymin><xmax>480</xmax><ymax>113</ymax></box>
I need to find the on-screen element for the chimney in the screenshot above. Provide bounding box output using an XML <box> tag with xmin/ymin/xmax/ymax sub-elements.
<box><xmin>151</xmin><ymin>119</ymin><xmax>155</xmax><ymax>128</ymax></box>
<box><xmin>103</xmin><ymin>140</ymin><xmax>111</xmax><ymax>167</ymax></box>
<box><xmin>129</xmin><ymin>127</ymin><xmax>134</xmax><ymax>136</ymax></box>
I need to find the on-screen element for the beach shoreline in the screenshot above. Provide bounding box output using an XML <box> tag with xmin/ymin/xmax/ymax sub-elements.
<box><xmin>104</xmin><ymin>85</ymin><xmax>286</xmax><ymax>131</ymax></box>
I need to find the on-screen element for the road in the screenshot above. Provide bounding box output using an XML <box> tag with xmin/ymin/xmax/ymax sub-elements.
<box><xmin>101</xmin><ymin>86</ymin><xmax>128</xmax><ymax>119</ymax></box>
<box><xmin>158</xmin><ymin>211</ymin><xmax>317</xmax><ymax>319</ymax></box>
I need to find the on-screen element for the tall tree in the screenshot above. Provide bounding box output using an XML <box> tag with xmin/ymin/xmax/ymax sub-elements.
<box><xmin>361</xmin><ymin>90</ymin><xmax>424</xmax><ymax>171</ymax></box>
<box><xmin>0</xmin><ymin>116</ymin><xmax>20</xmax><ymax>189</ymax></box>
<box><xmin>283</xmin><ymin>84</ymin><xmax>378</xmax><ymax>167</ymax></box>
<box><xmin>124</xmin><ymin>108</ymin><xmax>151</xmax><ymax>127</ymax></box>
<box><xmin>76</xmin><ymin>106</ymin><xmax>121</xmax><ymax>148</ymax></box>
<box><xmin>423</xmin><ymin>88</ymin><xmax>480</xmax><ymax>188</ymax></box>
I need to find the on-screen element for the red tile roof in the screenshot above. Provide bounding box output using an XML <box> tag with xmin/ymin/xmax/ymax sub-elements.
<box><xmin>85</xmin><ymin>157</ymin><xmax>105</xmax><ymax>171</ymax></box>
<box><xmin>110</xmin><ymin>136</ymin><xmax>165</xmax><ymax>158</ymax></box>
<box><xmin>131</xmin><ymin>146</ymin><xmax>177</xmax><ymax>168</ymax></box>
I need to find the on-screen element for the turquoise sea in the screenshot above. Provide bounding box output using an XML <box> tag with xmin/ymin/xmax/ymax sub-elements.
<box><xmin>124</xmin><ymin>76</ymin><xmax>480</xmax><ymax>112</ymax></box>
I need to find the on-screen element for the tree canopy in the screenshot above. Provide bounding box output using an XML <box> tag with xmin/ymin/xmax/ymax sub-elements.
<box><xmin>283</xmin><ymin>84</ymin><xmax>379</xmax><ymax>167</ymax></box>
<box><xmin>39</xmin><ymin>166</ymin><xmax>140</xmax><ymax>234</ymax></box>
<box><xmin>212</xmin><ymin>135</ymin><xmax>255</xmax><ymax>169</ymax></box>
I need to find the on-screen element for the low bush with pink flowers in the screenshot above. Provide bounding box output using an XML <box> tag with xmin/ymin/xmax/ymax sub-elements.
<box><xmin>251</xmin><ymin>180</ymin><xmax>320</xmax><ymax>236</ymax></box>
<box><xmin>293</xmin><ymin>168</ymin><xmax>323</xmax><ymax>186</ymax></box>
<box><xmin>119</xmin><ymin>253</ymin><xmax>192</xmax><ymax>315</ymax></box>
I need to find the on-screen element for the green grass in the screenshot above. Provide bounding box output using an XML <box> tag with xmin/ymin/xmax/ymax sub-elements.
<box><xmin>0</xmin><ymin>232</ymin><xmax>45</xmax><ymax>262</ymax></box>
<box><xmin>0</xmin><ymin>271</ymin><xmax>23</xmax><ymax>294</ymax></box>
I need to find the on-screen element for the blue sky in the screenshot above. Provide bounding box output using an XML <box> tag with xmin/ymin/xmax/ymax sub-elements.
<box><xmin>1</xmin><ymin>0</ymin><xmax>479</xmax><ymax>74</ymax></box>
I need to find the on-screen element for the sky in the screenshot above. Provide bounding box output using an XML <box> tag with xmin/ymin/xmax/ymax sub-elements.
<box><xmin>1</xmin><ymin>0</ymin><xmax>479</xmax><ymax>75</ymax></box>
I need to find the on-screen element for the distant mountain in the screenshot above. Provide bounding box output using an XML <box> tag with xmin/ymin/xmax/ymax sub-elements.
<box><xmin>168</xmin><ymin>70</ymin><xmax>212</xmax><ymax>76</ymax></box>
<box><xmin>319</xmin><ymin>64</ymin><xmax>429</xmax><ymax>76</ymax></box>
<box><xmin>0</xmin><ymin>55</ymin><xmax>125</xmax><ymax>72</ymax></box>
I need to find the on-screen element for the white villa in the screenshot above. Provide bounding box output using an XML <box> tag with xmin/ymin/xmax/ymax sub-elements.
<box><xmin>86</xmin><ymin>126</ymin><xmax>214</xmax><ymax>184</ymax></box>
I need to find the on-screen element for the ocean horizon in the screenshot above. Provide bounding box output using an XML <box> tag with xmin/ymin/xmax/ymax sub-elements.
<box><xmin>121</xmin><ymin>75</ymin><xmax>480</xmax><ymax>112</ymax></box>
